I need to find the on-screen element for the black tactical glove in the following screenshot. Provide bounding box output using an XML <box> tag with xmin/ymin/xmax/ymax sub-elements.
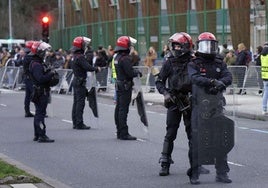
<box><xmin>209</xmin><ymin>87</ymin><xmax>219</xmax><ymax>95</ymax></box>
<box><xmin>163</xmin><ymin>92</ymin><xmax>174</xmax><ymax>108</ymax></box>
<box><xmin>211</xmin><ymin>79</ymin><xmax>226</xmax><ymax>92</ymax></box>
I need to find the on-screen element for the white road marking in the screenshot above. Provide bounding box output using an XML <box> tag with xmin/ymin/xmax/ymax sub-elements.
<box><xmin>250</xmin><ymin>129</ymin><xmax>268</xmax><ymax>134</ymax></box>
<box><xmin>137</xmin><ymin>138</ymin><xmax>147</xmax><ymax>142</ymax></box>
<box><xmin>228</xmin><ymin>161</ymin><xmax>244</xmax><ymax>167</ymax></box>
<box><xmin>62</xmin><ymin>119</ymin><xmax>73</xmax><ymax>124</ymax></box>
<box><xmin>0</xmin><ymin>104</ymin><xmax>7</xmax><ymax>107</ymax></box>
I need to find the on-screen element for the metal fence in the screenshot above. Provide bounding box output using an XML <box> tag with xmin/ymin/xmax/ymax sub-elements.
<box><xmin>0</xmin><ymin>65</ymin><xmax>263</xmax><ymax>95</ymax></box>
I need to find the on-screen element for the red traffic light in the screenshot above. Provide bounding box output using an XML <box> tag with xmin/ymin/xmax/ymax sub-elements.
<box><xmin>42</xmin><ymin>16</ymin><xmax>49</xmax><ymax>24</ymax></box>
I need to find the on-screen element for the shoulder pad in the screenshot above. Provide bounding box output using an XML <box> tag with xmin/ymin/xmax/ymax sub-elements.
<box><xmin>192</xmin><ymin>56</ymin><xmax>202</xmax><ymax>64</ymax></box>
<box><xmin>165</xmin><ymin>52</ymin><xmax>173</xmax><ymax>59</ymax></box>
<box><xmin>215</xmin><ymin>55</ymin><xmax>224</xmax><ymax>64</ymax></box>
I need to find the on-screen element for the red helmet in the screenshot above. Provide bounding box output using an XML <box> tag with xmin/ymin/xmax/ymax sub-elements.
<box><xmin>114</xmin><ymin>36</ymin><xmax>137</xmax><ymax>52</ymax></box>
<box><xmin>196</xmin><ymin>32</ymin><xmax>218</xmax><ymax>55</ymax></box>
<box><xmin>72</xmin><ymin>36</ymin><xmax>91</xmax><ymax>51</ymax></box>
<box><xmin>24</xmin><ymin>40</ymin><xmax>35</xmax><ymax>53</ymax></box>
<box><xmin>168</xmin><ymin>32</ymin><xmax>193</xmax><ymax>58</ymax></box>
<box><xmin>30</xmin><ymin>41</ymin><xmax>51</xmax><ymax>58</ymax></box>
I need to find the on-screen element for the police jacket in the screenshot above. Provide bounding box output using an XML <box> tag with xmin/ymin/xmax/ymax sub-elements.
<box><xmin>188</xmin><ymin>55</ymin><xmax>232</xmax><ymax>88</ymax></box>
<box><xmin>72</xmin><ymin>50</ymin><xmax>98</xmax><ymax>79</ymax></box>
<box><xmin>30</xmin><ymin>55</ymin><xmax>54</xmax><ymax>88</ymax></box>
<box><xmin>23</xmin><ymin>53</ymin><xmax>33</xmax><ymax>76</ymax></box>
<box><xmin>156</xmin><ymin>53</ymin><xmax>192</xmax><ymax>95</ymax></box>
<box><xmin>114</xmin><ymin>52</ymin><xmax>139</xmax><ymax>82</ymax></box>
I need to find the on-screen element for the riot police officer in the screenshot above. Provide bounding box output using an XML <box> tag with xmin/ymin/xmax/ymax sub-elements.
<box><xmin>156</xmin><ymin>32</ymin><xmax>209</xmax><ymax>177</ymax></box>
<box><xmin>22</xmin><ymin>40</ymin><xmax>34</xmax><ymax>117</ymax></box>
<box><xmin>187</xmin><ymin>32</ymin><xmax>233</xmax><ymax>184</ymax></box>
<box><xmin>71</xmin><ymin>36</ymin><xmax>100</xmax><ymax>130</ymax></box>
<box><xmin>23</xmin><ymin>40</ymin><xmax>35</xmax><ymax>117</ymax></box>
<box><xmin>29</xmin><ymin>41</ymin><xmax>56</xmax><ymax>143</ymax></box>
<box><xmin>114</xmin><ymin>36</ymin><xmax>141</xmax><ymax>140</ymax></box>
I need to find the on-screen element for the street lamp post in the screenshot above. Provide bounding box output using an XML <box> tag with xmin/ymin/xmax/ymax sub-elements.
<box><xmin>8</xmin><ymin>0</ymin><xmax>13</xmax><ymax>49</ymax></box>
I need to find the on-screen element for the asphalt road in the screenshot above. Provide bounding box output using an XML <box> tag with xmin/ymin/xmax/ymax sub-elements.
<box><xmin>0</xmin><ymin>90</ymin><xmax>268</xmax><ymax>188</ymax></box>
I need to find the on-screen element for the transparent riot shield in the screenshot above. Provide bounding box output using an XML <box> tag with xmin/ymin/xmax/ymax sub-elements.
<box><xmin>133</xmin><ymin>75</ymin><xmax>149</xmax><ymax>127</ymax></box>
<box><xmin>191</xmin><ymin>84</ymin><xmax>235</xmax><ymax>165</ymax></box>
<box><xmin>86</xmin><ymin>72</ymin><xmax>98</xmax><ymax>118</ymax></box>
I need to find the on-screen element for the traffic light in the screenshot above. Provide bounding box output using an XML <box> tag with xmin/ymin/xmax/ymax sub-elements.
<box><xmin>42</xmin><ymin>16</ymin><xmax>49</xmax><ymax>43</ymax></box>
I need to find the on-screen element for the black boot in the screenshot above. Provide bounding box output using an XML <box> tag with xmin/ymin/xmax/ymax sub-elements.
<box><xmin>25</xmin><ymin>111</ymin><xmax>34</xmax><ymax>117</ymax></box>
<box><xmin>158</xmin><ymin>154</ymin><xmax>173</xmax><ymax>176</ymax></box>
<box><xmin>119</xmin><ymin>134</ymin><xmax>137</xmax><ymax>140</ymax></box>
<box><xmin>76</xmin><ymin>124</ymin><xmax>91</xmax><ymax>130</ymax></box>
<box><xmin>38</xmin><ymin>135</ymin><xmax>54</xmax><ymax>143</ymax></box>
<box><xmin>216</xmin><ymin>173</ymin><xmax>232</xmax><ymax>183</ymax></box>
<box><xmin>159</xmin><ymin>162</ymin><xmax>170</xmax><ymax>176</ymax></box>
<box><xmin>190</xmin><ymin>174</ymin><xmax>200</xmax><ymax>185</ymax></box>
<box><xmin>187</xmin><ymin>168</ymin><xmax>200</xmax><ymax>185</ymax></box>
<box><xmin>158</xmin><ymin>141</ymin><xmax>174</xmax><ymax>176</ymax></box>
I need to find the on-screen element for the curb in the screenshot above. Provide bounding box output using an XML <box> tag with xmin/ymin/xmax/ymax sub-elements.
<box><xmin>0</xmin><ymin>153</ymin><xmax>72</xmax><ymax>188</ymax></box>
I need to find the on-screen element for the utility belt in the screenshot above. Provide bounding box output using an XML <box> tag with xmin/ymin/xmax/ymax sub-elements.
<box><xmin>30</xmin><ymin>85</ymin><xmax>50</xmax><ymax>103</ymax></box>
<box><xmin>115</xmin><ymin>80</ymin><xmax>133</xmax><ymax>91</ymax></box>
<box><xmin>73</xmin><ymin>76</ymin><xmax>86</xmax><ymax>87</ymax></box>
<box><xmin>33</xmin><ymin>85</ymin><xmax>50</xmax><ymax>95</ymax></box>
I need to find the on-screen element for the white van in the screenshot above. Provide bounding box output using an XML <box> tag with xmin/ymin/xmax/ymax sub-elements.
<box><xmin>0</xmin><ymin>39</ymin><xmax>25</xmax><ymax>49</ymax></box>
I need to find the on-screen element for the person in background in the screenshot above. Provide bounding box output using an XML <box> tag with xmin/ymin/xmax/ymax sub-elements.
<box><xmin>53</xmin><ymin>51</ymin><xmax>65</xmax><ymax>69</ymax></box>
<box><xmin>130</xmin><ymin>47</ymin><xmax>140</xmax><ymax>67</ymax></box>
<box><xmin>107</xmin><ymin>45</ymin><xmax>115</xmax><ymax>68</ymax></box>
<box><xmin>255</xmin><ymin>46</ymin><xmax>264</xmax><ymax>95</ymax></box>
<box><xmin>0</xmin><ymin>48</ymin><xmax>11</xmax><ymax>67</ymax></box>
<box><xmin>223</xmin><ymin>49</ymin><xmax>236</xmax><ymax>66</ymax></box>
<box><xmin>223</xmin><ymin>49</ymin><xmax>237</xmax><ymax>94</ymax></box>
<box><xmin>63</xmin><ymin>51</ymin><xmax>73</xmax><ymax>69</ymax></box>
<box><xmin>260</xmin><ymin>43</ymin><xmax>268</xmax><ymax>115</ymax></box>
<box><xmin>234</xmin><ymin>43</ymin><xmax>249</xmax><ymax>94</ymax></box>
<box><xmin>160</xmin><ymin>44</ymin><xmax>170</xmax><ymax>59</ymax></box>
<box><xmin>220</xmin><ymin>43</ymin><xmax>229</xmax><ymax>58</ymax></box>
<box><xmin>144</xmin><ymin>46</ymin><xmax>157</xmax><ymax>93</ymax></box>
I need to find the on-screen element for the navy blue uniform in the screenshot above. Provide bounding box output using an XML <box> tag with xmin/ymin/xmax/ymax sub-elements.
<box><xmin>30</xmin><ymin>56</ymin><xmax>55</xmax><ymax>140</ymax></box>
<box><xmin>71</xmin><ymin>50</ymin><xmax>98</xmax><ymax>129</ymax></box>
<box><xmin>187</xmin><ymin>55</ymin><xmax>232</xmax><ymax>177</ymax></box>
<box><xmin>114</xmin><ymin>52</ymin><xmax>140</xmax><ymax>139</ymax></box>
<box><xmin>23</xmin><ymin>53</ymin><xmax>34</xmax><ymax>116</ymax></box>
<box><xmin>156</xmin><ymin>53</ymin><xmax>193</xmax><ymax>171</ymax></box>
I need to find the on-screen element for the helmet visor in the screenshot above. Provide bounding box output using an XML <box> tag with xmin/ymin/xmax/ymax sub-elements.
<box><xmin>129</xmin><ymin>37</ymin><xmax>137</xmax><ymax>46</ymax></box>
<box><xmin>198</xmin><ymin>40</ymin><xmax>218</xmax><ymax>54</ymax></box>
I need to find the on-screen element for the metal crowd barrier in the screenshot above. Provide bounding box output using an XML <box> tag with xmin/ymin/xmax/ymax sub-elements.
<box><xmin>0</xmin><ymin>65</ymin><xmax>263</xmax><ymax>95</ymax></box>
<box><xmin>227</xmin><ymin>65</ymin><xmax>248</xmax><ymax>93</ymax></box>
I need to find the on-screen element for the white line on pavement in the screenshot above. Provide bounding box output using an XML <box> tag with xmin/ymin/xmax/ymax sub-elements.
<box><xmin>250</xmin><ymin>129</ymin><xmax>268</xmax><ymax>134</ymax></box>
<box><xmin>0</xmin><ymin>104</ymin><xmax>7</xmax><ymax>107</ymax></box>
<box><xmin>62</xmin><ymin>119</ymin><xmax>73</xmax><ymax>124</ymax></box>
<box><xmin>228</xmin><ymin>161</ymin><xmax>244</xmax><ymax>167</ymax></box>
